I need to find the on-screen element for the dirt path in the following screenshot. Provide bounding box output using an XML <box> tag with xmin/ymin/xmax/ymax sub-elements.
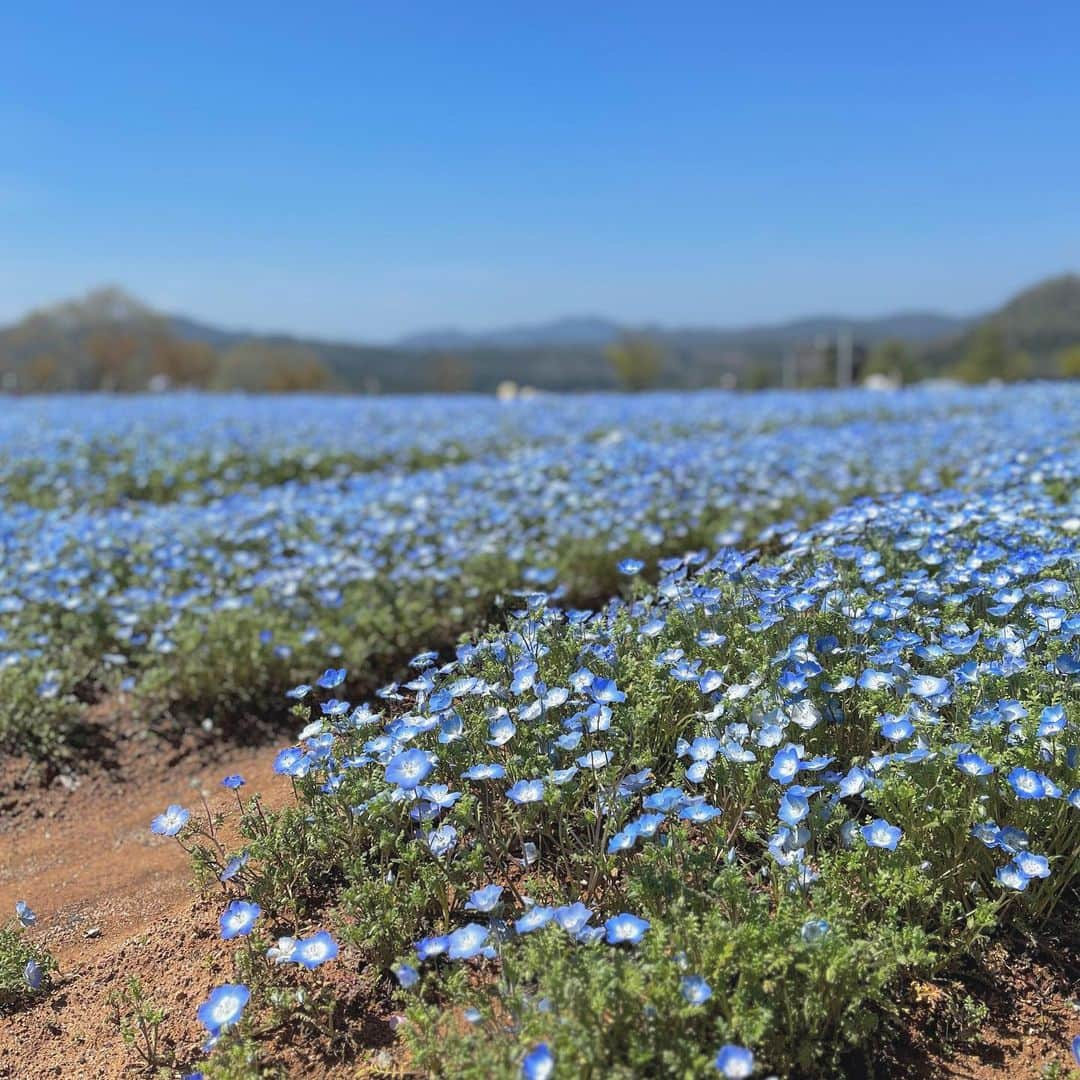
<box><xmin>0</xmin><ymin>740</ymin><xmax>295</xmax><ymax>1078</ymax></box>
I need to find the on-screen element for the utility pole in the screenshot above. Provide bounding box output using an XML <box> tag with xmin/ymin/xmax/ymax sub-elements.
<box><xmin>836</xmin><ymin>328</ymin><xmax>853</xmax><ymax>389</ymax></box>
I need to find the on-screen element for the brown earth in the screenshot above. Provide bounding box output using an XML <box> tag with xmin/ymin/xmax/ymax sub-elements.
<box><xmin>1</xmin><ymin>729</ymin><xmax>1077</xmax><ymax>1079</ymax></box>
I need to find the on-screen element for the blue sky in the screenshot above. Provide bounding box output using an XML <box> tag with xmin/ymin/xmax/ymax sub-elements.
<box><xmin>1</xmin><ymin>2</ymin><xmax>1078</xmax><ymax>340</ymax></box>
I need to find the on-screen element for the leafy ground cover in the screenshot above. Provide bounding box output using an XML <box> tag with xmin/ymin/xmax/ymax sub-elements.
<box><xmin>6</xmin><ymin>387</ymin><xmax>1064</xmax><ymax>764</ymax></box>
<box><xmin>165</xmin><ymin>437</ymin><xmax>1080</xmax><ymax>1077</ymax></box>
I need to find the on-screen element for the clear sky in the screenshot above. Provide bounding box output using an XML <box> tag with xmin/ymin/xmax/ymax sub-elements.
<box><xmin>1</xmin><ymin>2</ymin><xmax>1078</xmax><ymax>341</ymax></box>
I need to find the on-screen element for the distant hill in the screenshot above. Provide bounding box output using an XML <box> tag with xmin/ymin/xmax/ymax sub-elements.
<box><xmin>1</xmin><ymin>274</ymin><xmax>1077</xmax><ymax>392</ymax></box>
<box><xmin>921</xmin><ymin>274</ymin><xmax>1080</xmax><ymax>374</ymax></box>
<box><xmin>398</xmin><ymin>311</ymin><xmax>970</xmax><ymax>351</ymax></box>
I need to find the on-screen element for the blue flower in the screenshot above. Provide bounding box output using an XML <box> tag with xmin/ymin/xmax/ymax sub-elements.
<box><xmin>461</xmin><ymin>762</ymin><xmax>506</xmax><ymax>781</ymax></box>
<box><xmin>861</xmin><ymin>818</ymin><xmax>902</xmax><ymax>850</ymax></box>
<box><xmin>221</xmin><ymin>774</ymin><xmax>246</xmax><ymax>790</ymax></box>
<box><xmin>554</xmin><ymin>902</ymin><xmax>593</xmax><ymax>935</ymax></box>
<box><xmin>220</xmin><ymin>852</ymin><xmax>249</xmax><ymax>882</ymax></box>
<box><xmin>292</xmin><ymin>931</ymin><xmax>339</xmax><ymax>969</ymax></box>
<box><xmin>715</xmin><ymin>1043</ymin><xmax>754</xmax><ymax>1077</ymax></box>
<box><xmin>220</xmin><ymin>900</ymin><xmax>262</xmax><ymax>940</ymax></box>
<box><xmin>681</xmin><ymin>974</ymin><xmax>712</xmax><ymax>1004</ymax></box>
<box><xmin>197</xmin><ymin>984</ymin><xmax>250</xmax><ymax>1034</ymax></box>
<box><xmin>768</xmin><ymin>745</ymin><xmax>801</xmax><ymax>785</ymax></box>
<box><xmin>447</xmin><ymin>922</ymin><xmax>489</xmax><ymax>960</ymax></box>
<box><xmin>465</xmin><ymin>885</ymin><xmax>504</xmax><ymax>913</ymax></box>
<box><xmin>995</xmin><ymin>863</ymin><xmax>1031</xmax><ymax>891</ymax></box>
<box><xmin>394</xmin><ymin>963</ymin><xmax>419</xmax><ymax>988</ymax></box>
<box><xmin>15</xmin><ymin>900</ymin><xmax>36</xmax><ymax>927</ymax></box>
<box><xmin>1006</xmin><ymin>766</ymin><xmax>1046</xmax><ymax>800</ymax></box>
<box><xmin>317</xmin><ymin>668</ymin><xmax>347</xmax><ymax>689</ymax></box>
<box><xmin>150</xmin><ymin>804</ymin><xmax>190</xmax><ymax>837</ymax></box>
<box><xmin>801</xmin><ymin>918</ymin><xmax>830</xmax><ymax>944</ymax></box>
<box><xmin>618</xmin><ymin>558</ymin><xmax>645</xmax><ymax>576</ymax></box>
<box><xmin>604</xmin><ymin>913</ymin><xmax>649</xmax><ymax>945</ymax></box>
<box><xmin>515</xmin><ymin>906</ymin><xmax>555</xmax><ymax>934</ymax></box>
<box><xmin>385</xmin><ymin>748</ymin><xmax>435</xmax><ymax>791</ymax></box>
<box><xmin>522</xmin><ymin>1042</ymin><xmax>555</xmax><ymax>1080</ymax></box>
<box><xmin>589</xmin><ymin>676</ymin><xmax>625</xmax><ymax>704</ymax></box>
<box><xmin>678</xmin><ymin>802</ymin><xmax>722</xmax><ymax>823</ymax></box>
<box><xmin>507</xmin><ymin>779</ymin><xmax>545</xmax><ymax>805</ymax></box>
<box><xmin>23</xmin><ymin>959</ymin><xmax>43</xmax><ymax>991</ymax></box>
<box><xmin>956</xmin><ymin>752</ymin><xmax>994</xmax><ymax>777</ymax></box>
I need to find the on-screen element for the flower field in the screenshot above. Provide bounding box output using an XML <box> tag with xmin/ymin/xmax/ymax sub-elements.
<box><xmin>3</xmin><ymin>386</ymin><xmax>1080</xmax><ymax>1078</ymax></box>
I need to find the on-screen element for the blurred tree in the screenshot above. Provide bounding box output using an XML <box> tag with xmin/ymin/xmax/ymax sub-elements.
<box><xmin>428</xmin><ymin>354</ymin><xmax>473</xmax><ymax>393</ymax></box>
<box><xmin>1001</xmin><ymin>349</ymin><xmax>1033</xmax><ymax>382</ymax></box>
<box><xmin>86</xmin><ymin>330</ymin><xmax>140</xmax><ymax>390</ymax></box>
<box><xmin>216</xmin><ymin>341</ymin><xmax>331</xmax><ymax>392</ymax></box>
<box><xmin>1057</xmin><ymin>344</ymin><xmax>1080</xmax><ymax>378</ymax></box>
<box><xmin>150</xmin><ymin>337</ymin><xmax>219</xmax><ymax>387</ymax></box>
<box><xmin>952</xmin><ymin>323</ymin><xmax>1009</xmax><ymax>383</ymax></box>
<box><xmin>866</xmin><ymin>339</ymin><xmax>924</xmax><ymax>384</ymax></box>
<box><xmin>25</xmin><ymin>353</ymin><xmax>60</xmax><ymax>391</ymax></box>
<box><xmin>605</xmin><ymin>334</ymin><xmax>664</xmax><ymax>391</ymax></box>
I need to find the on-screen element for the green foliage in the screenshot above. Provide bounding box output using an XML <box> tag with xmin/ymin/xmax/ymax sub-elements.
<box><xmin>107</xmin><ymin>976</ymin><xmax>172</xmax><ymax>1069</ymax></box>
<box><xmin>1058</xmin><ymin>343</ymin><xmax>1080</xmax><ymax>379</ymax></box>
<box><xmin>605</xmin><ymin>335</ymin><xmax>664</xmax><ymax>391</ymax></box>
<box><xmin>0</xmin><ymin>920</ymin><xmax>56</xmax><ymax>1012</ymax></box>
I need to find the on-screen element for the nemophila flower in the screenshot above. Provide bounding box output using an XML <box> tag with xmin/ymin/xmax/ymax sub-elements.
<box><xmin>197</xmin><ymin>984</ymin><xmax>250</xmax><ymax>1035</ymax></box>
<box><xmin>604</xmin><ymin>913</ymin><xmax>649</xmax><ymax>945</ymax></box>
<box><xmin>221</xmin><ymin>774</ymin><xmax>245</xmax><ymax>790</ymax></box>
<box><xmin>220</xmin><ymin>852</ymin><xmax>249</xmax><ymax>882</ymax></box>
<box><xmin>956</xmin><ymin>752</ymin><xmax>994</xmax><ymax>777</ymax></box>
<box><xmin>778</xmin><ymin>793</ymin><xmax>810</xmax><ymax>826</ymax></box>
<box><xmin>465</xmin><ymin>885</ymin><xmax>503</xmax><ymax>913</ymax></box>
<box><xmin>522</xmin><ymin>1042</ymin><xmax>555</xmax><ymax>1080</ymax></box>
<box><xmin>1071</xmin><ymin>1034</ymin><xmax>1080</xmax><ymax>1067</ymax></box>
<box><xmin>589</xmin><ymin>676</ymin><xmax>625</xmax><ymax>704</ymax></box>
<box><xmin>273</xmin><ymin>747</ymin><xmax>304</xmax><ymax>775</ymax></box>
<box><xmin>1037</xmin><ymin>704</ymin><xmax>1067</xmax><ymax>737</ymax></box>
<box><xmin>385</xmin><ymin>748</ymin><xmax>435</xmax><ymax>791</ymax></box>
<box><xmin>219</xmin><ymin>900</ymin><xmax>261</xmax><ymax>940</ymax></box>
<box><xmin>150</xmin><ymin>804</ymin><xmax>189</xmax><ymax>837</ymax></box>
<box><xmin>995</xmin><ymin>863</ymin><xmax>1031</xmax><ymax>891</ymax></box>
<box><xmin>715</xmin><ymin>1043</ymin><xmax>754</xmax><ymax>1078</ymax></box>
<box><xmin>1006</xmin><ymin>766</ymin><xmax>1047</xmax><ymax>800</ymax></box>
<box><xmin>678</xmin><ymin>802</ymin><xmax>722</xmax><ymax>823</ymax></box>
<box><xmin>576</xmin><ymin>750</ymin><xmax>612</xmax><ymax>770</ymax></box>
<box><xmin>515</xmin><ymin>906</ymin><xmax>554</xmax><ymax>935</ymax></box>
<box><xmin>618</xmin><ymin>558</ymin><xmax>645</xmax><ymax>576</ymax></box>
<box><xmin>768</xmin><ymin>745</ymin><xmax>801</xmax><ymax>785</ymax></box>
<box><xmin>425</xmin><ymin>824</ymin><xmax>458</xmax><ymax>857</ymax></box>
<box><xmin>447</xmin><ymin>923</ymin><xmax>489</xmax><ymax>960</ymax></box>
<box><xmin>801</xmin><ymin>918</ymin><xmax>830</xmax><ymax>944</ymax></box>
<box><xmin>394</xmin><ymin>964</ymin><xmax>419</xmax><ymax>988</ymax></box>
<box><xmin>681</xmin><ymin>974</ymin><xmax>712</xmax><ymax>1004</ymax></box>
<box><xmin>23</xmin><ymin>959</ymin><xmax>43</xmax><ymax>991</ymax></box>
<box><xmin>285</xmin><ymin>683</ymin><xmax>312</xmax><ymax>700</ymax></box>
<box><xmin>1014</xmin><ymin>851</ymin><xmax>1050</xmax><ymax>878</ymax></box>
<box><xmin>415</xmin><ymin>934</ymin><xmax>449</xmax><ymax>961</ymax></box>
<box><xmin>554</xmin><ymin>902</ymin><xmax>593</xmax><ymax>935</ymax></box>
<box><xmin>267</xmin><ymin>937</ymin><xmax>297</xmax><ymax>963</ymax></box>
<box><xmin>317</xmin><ymin>667</ymin><xmax>347</xmax><ymax>690</ymax></box>
<box><xmin>292</xmin><ymin>931</ymin><xmax>339</xmax><ymax>969</ymax></box>
<box><xmin>908</xmin><ymin>674</ymin><xmax>950</xmax><ymax>699</ymax></box>
<box><xmin>15</xmin><ymin>900</ymin><xmax>36</xmax><ymax>926</ymax></box>
<box><xmin>861</xmin><ymin>818</ymin><xmax>902</xmax><ymax>851</ymax></box>
<box><xmin>507</xmin><ymin>779</ymin><xmax>545</xmax><ymax>805</ymax></box>
<box><xmin>462</xmin><ymin>762</ymin><xmax>505</xmax><ymax>781</ymax></box>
